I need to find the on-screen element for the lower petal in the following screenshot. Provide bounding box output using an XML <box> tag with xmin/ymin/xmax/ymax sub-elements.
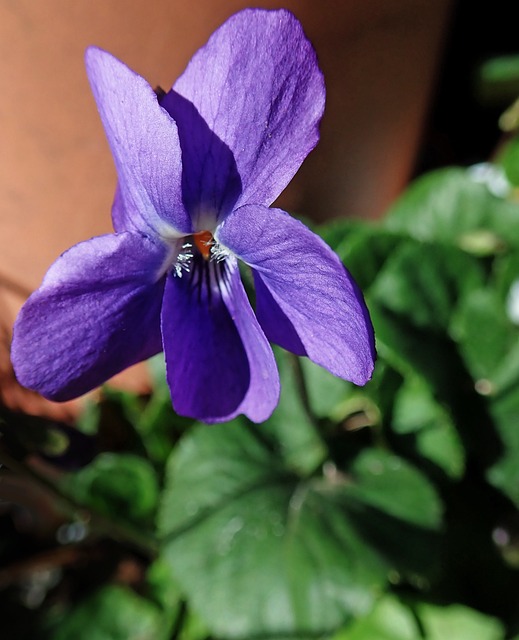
<box><xmin>11</xmin><ymin>232</ymin><xmax>167</xmax><ymax>400</ymax></box>
<box><xmin>253</xmin><ymin>275</ymin><xmax>307</xmax><ymax>357</ymax></box>
<box><xmin>217</xmin><ymin>205</ymin><xmax>376</xmax><ymax>385</ymax></box>
<box><xmin>161</xmin><ymin>258</ymin><xmax>279</xmax><ymax>423</ymax></box>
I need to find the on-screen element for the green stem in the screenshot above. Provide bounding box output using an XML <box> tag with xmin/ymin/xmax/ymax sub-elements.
<box><xmin>287</xmin><ymin>353</ymin><xmax>319</xmax><ymax>428</ymax></box>
<box><xmin>169</xmin><ymin>600</ymin><xmax>188</xmax><ymax>640</ymax></box>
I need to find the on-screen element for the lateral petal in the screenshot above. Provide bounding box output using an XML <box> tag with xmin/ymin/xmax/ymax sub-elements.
<box><xmin>161</xmin><ymin>257</ymin><xmax>279</xmax><ymax>423</ymax></box>
<box><xmin>164</xmin><ymin>8</ymin><xmax>325</xmax><ymax>212</ymax></box>
<box><xmin>217</xmin><ymin>205</ymin><xmax>376</xmax><ymax>385</ymax></box>
<box><xmin>85</xmin><ymin>47</ymin><xmax>192</xmax><ymax>235</ymax></box>
<box><xmin>11</xmin><ymin>233</ymin><xmax>168</xmax><ymax>400</ymax></box>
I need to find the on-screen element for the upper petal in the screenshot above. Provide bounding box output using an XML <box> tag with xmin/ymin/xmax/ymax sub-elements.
<box><xmin>217</xmin><ymin>205</ymin><xmax>376</xmax><ymax>385</ymax></box>
<box><xmin>158</xmin><ymin>91</ymin><xmax>242</xmax><ymax>230</ymax></box>
<box><xmin>164</xmin><ymin>9</ymin><xmax>325</xmax><ymax>210</ymax></box>
<box><xmin>85</xmin><ymin>47</ymin><xmax>192</xmax><ymax>235</ymax></box>
<box><xmin>161</xmin><ymin>257</ymin><xmax>279</xmax><ymax>423</ymax></box>
<box><xmin>11</xmin><ymin>233</ymin><xmax>168</xmax><ymax>400</ymax></box>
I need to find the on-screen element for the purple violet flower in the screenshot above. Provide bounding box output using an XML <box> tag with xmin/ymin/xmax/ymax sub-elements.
<box><xmin>11</xmin><ymin>9</ymin><xmax>375</xmax><ymax>423</ymax></box>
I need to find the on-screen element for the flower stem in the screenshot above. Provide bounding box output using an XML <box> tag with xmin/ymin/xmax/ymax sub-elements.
<box><xmin>169</xmin><ymin>600</ymin><xmax>188</xmax><ymax>640</ymax></box>
<box><xmin>288</xmin><ymin>353</ymin><xmax>319</xmax><ymax>428</ymax></box>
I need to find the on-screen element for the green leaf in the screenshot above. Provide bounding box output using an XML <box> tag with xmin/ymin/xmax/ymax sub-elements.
<box><xmin>451</xmin><ymin>288</ymin><xmax>518</xmax><ymax>386</ymax></box>
<box><xmin>392</xmin><ymin>376</ymin><xmax>464</xmax><ymax>478</ymax></box>
<box><xmin>487</xmin><ymin>377</ymin><xmax>519</xmax><ymax>508</ymax></box>
<box><xmin>299</xmin><ymin>357</ymin><xmax>354</xmax><ymax>420</ymax></box>
<box><xmin>384</xmin><ymin>168</ymin><xmax>519</xmax><ymax>250</ymax></box>
<box><xmin>477</xmin><ymin>54</ymin><xmax>519</xmax><ymax>106</ymax></box>
<box><xmin>47</xmin><ymin>585</ymin><xmax>165</xmax><ymax>640</ymax></box>
<box><xmin>342</xmin><ymin>451</ymin><xmax>442</xmax><ymax>578</ymax></box>
<box><xmin>370</xmin><ymin>302</ymin><xmax>502</xmax><ymax>469</ymax></box>
<box><xmin>498</xmin><ymin>135</ymin><xmax>519</xmax><ymax>186</ymax></box>
<box><xmin>346</xmin><ymin>449</ymin><xmax>441</xmax><ymax>529</ymax></box>
<box><xmin>146</xmin><ymin>558</ymin><xmax>183</xmax><ymax>611</ymax></box>
<box><xmin>157</xmin><ymin>425</ymin><xmax>441</xmax><ymax>639</ymax></box>
<box><xmin>494</xmin><ymin>250</ymin><xmax>519</xmax><ymax>310</ymax></box>
<box><xmin>64</xmin><ymin>453</ymin><xmax>159</xmax><ymax>524</ymax></box>
<box><xmin>450</xmin><ymin>268</ymin><xmax>519</xmax><ymax>491</ymax></box>
<box><xmin>332</xmin><ymin>595</ymin><xmax>504</xmax><ymax>640</ymax></box>
<box><xmin>392</xmin><ymin>376</ymin><xmax>447</xmax><ymax>435</ymax></box>
<box><xmin>369</xmin><ymin>303</ymin><xmax>457</xmax><ymax>393</ymax></box>
<box><xmin>331</xmin><ymin>595</ymin><xmax>418</xmax><ymax>640</ymax></box>
<box><xmin>370</xmin><ymin>241</ymin><xmax>485</xmax><ymax>332</ymax></box>
<box><xmin>416</xmin><ymin>426</ymin><xmax>465</xmax><ymax>480</ymax></box>
<box><xmin>418</xmin><ymin>602</ymin><xmax>504</xmax><ymax>640</ymax></box>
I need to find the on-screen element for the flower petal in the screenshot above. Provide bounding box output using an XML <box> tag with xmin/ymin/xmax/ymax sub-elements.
<box><xmin>158</xmin><ymin>91</ymin><xmax>242</xmax><ymax>230</ymax></box>
<box><xmin>11</xmin><ymin>233</ymin><xmax>168</xmax><ymax>400</ymax></box>
<box><xmin>217</xmin><ymin>205</ymin><xmax>376</xmax><ymax>385</ymax></box>
<box><xmin>164</xmin><ymin>8</ymin><xmax>325</xmax><ymax>211</ymax></box>
<box><xmin>161</xmin><ymin>257</ymin><xmax>279</xmax><ymax>423</ymax></box>
<box><xmin>85</xmin><ymin>47</ymin><xmax>191</xmax><ymax>235</ymax></box>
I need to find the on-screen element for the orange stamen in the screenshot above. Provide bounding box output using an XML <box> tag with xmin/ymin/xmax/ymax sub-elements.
<box><xmin>193</xmin><ymin>230</ymin><xmax>213</xmax><ymax>260</ymax></box>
